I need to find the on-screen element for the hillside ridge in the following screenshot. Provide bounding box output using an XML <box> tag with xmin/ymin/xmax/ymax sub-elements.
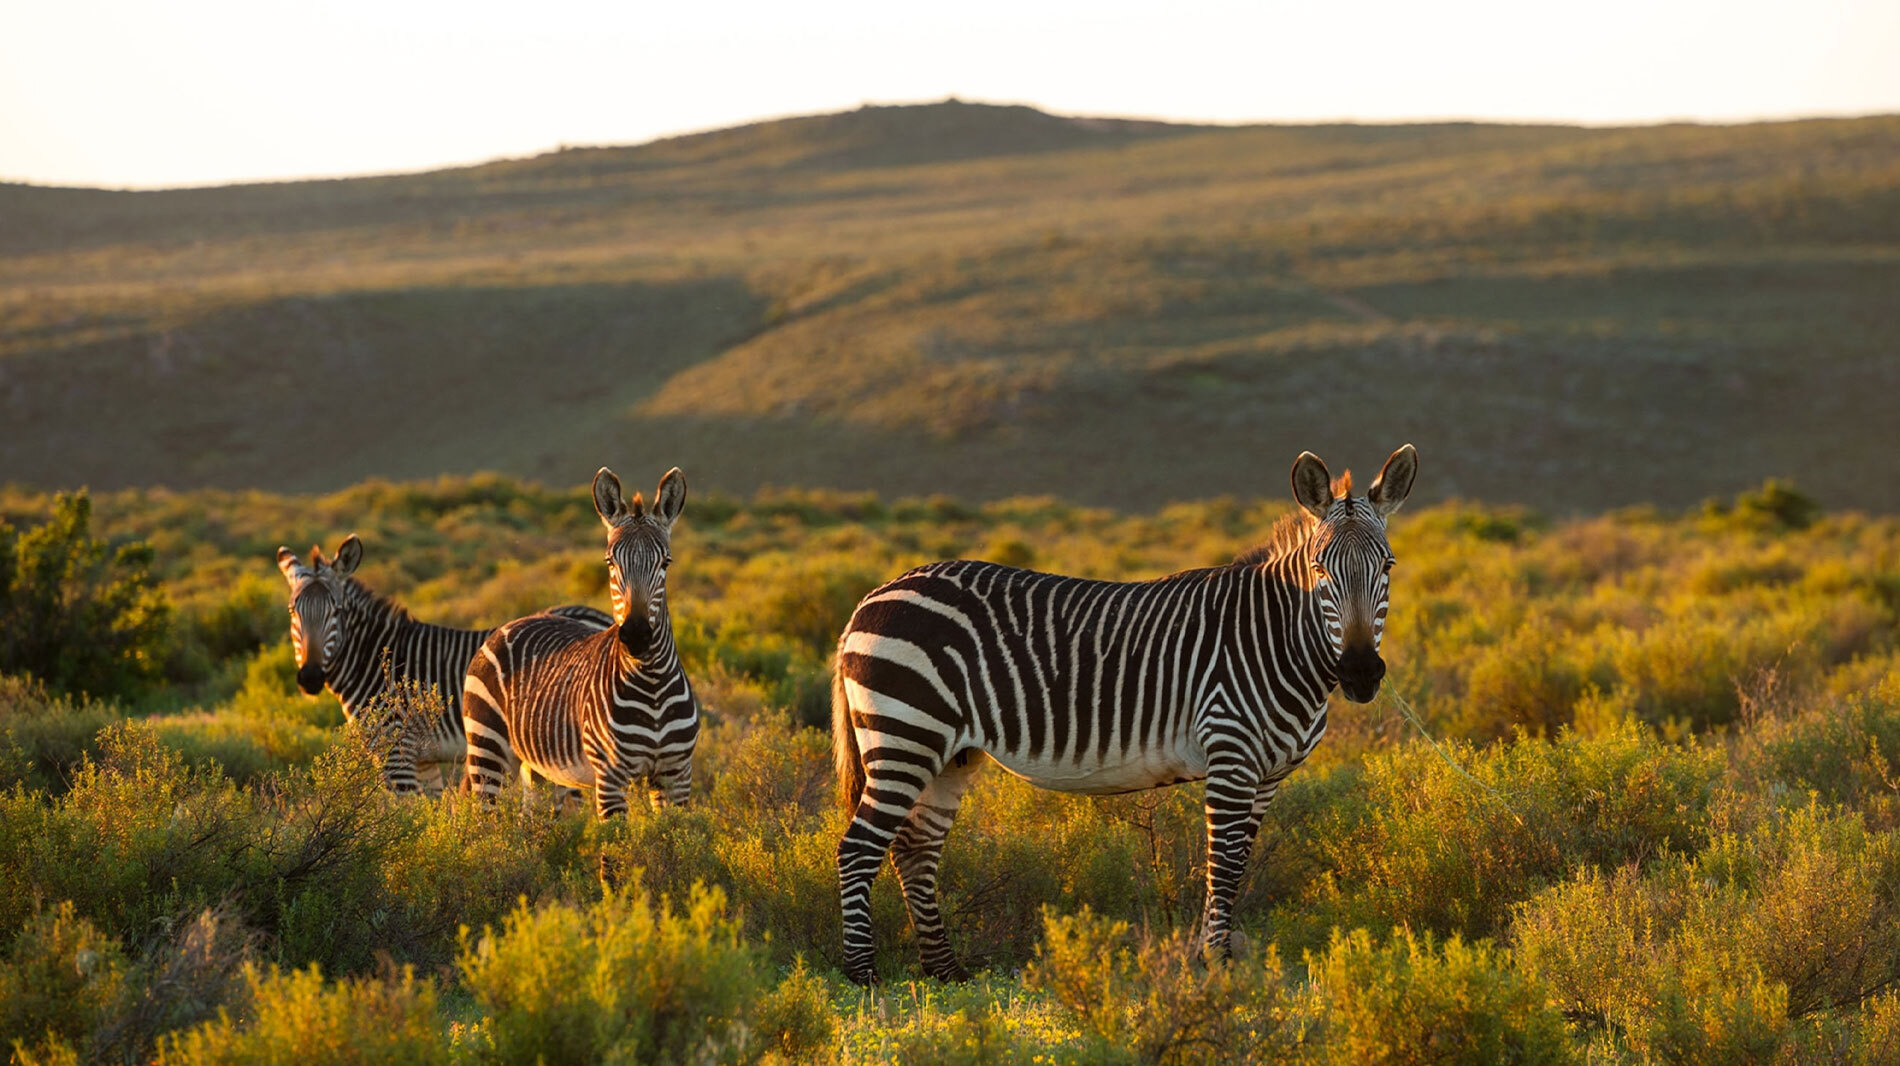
<box><xmin>3</xmin><ymin>103</ymin><xmax>1898</xmax><ymax>512</ymax></box>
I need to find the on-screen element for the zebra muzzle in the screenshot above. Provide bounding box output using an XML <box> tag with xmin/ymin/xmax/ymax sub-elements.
<box><xmin>617</xmin><ymin>616</ymin><xmax>654</xmax><ymax>656</ymax></box>
<box><xmin>296</xmin><ymin>663</ymin><xmax>327</xmax><ymax>695</ymax></box>
<box><xmin>1338</xmin><ymin>646</ymin><xmax>1385</xmax><ymax>704</ymax></box>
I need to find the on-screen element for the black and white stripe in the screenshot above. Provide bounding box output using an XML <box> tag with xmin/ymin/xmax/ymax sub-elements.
<box><xmin>461</xmin><ymin>468</ymin><xmax>699</xmax><ymax>818</ymax></box>
<box><xmin>832</xmin><ymin>445</ymin><xmax>1418</xmax><ymax>984</ymax></box>
<box><xmin>276</xmin><ymin>537</ymin><xmax>610</xmax><ymax>793</ymax></box>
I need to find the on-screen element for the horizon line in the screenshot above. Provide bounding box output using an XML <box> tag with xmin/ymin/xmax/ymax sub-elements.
<box><xmin>5</xmin><ymin>96</ymin><xmax>1897</xmax><ymax>195</ymax></box>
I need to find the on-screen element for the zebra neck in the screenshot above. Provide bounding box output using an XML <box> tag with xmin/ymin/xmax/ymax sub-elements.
<box><xmin>615</xmin><ymin>616</ymin><xmax>680</xmax><ymax>678</ymax></box>
<box><xmin>1255</xmin><ymin>546</ymin><xmax>1340</xmax><ymax>693</ymax></box>
<box><xmin>328</xmin><ymin>584</ymin><xmax>411</xmax><ymax>713</ymax></box>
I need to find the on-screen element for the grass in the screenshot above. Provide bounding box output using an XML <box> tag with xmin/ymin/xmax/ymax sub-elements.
<box><xmin>0</xmin><ymin>476</ymin><xmax>1897</xmax><ymax>1061</ymax></box>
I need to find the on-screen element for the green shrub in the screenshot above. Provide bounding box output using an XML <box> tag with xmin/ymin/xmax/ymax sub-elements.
<box><xmin>0</xmin><ymin>723</ymin><xmax>412</xmax><ymax>972</ymax></box>
<box><xmin>1734</xmin><ymin>685</ymin><xmax>1900</xmax><ymax>827</ymax></box>
<box><xmin>0</xmin><ymin>903</ymin><xmax>128</xmax><ymax>1064</ymax></box>
<box><xmin>1026</xmin><ymin>907</ymin><xmax>1300</xmax><ymax>1065</ymax></box>
<box><xmin>726</xmin><ymin>552</ymin><xmax>886</xmax><ymax>655</ymax></box>
<box><xmin>1514</xmin><ymin>805</ymin><xmax>1900</xmax><ymax>1063</ymax></box>
<box><xmin>457</xmin><ymin>884</ymin><xmax>799</xmax><ymax>1065</ymax></box>
<box><xmin>700</xmin><ymin>711</ymin><xmax>832</xmax><ymax>821</ymax></box>
<box><xmin>589</xmin><ymin>800</ymin><xmax>853</xmax><ymax>972</ymax></box>
<box><xmin>88</xmin><ymin>905</ymin><xmax>255</xmax><ymax>1066</ymax></box>
<box><xmin>1831</xmin><ymin>991</ymin><xmax>1900</xmax><ymax>1066</ymax></box>
<box><xmin>1694</xmin><ymin>805</ymin><xmax>1900</xmax><ymax>1018</ymax></box>
<box><xmin>835</xmin><ymin>977</ymin><xmax>1081</xmax><ymax>1066</ymax></box>
<box><xmin>228</xmin><ymin>643</ymin><xmax>343</xmax><ymax>730</ymax></box>
<box><xmin>1641</xmin><ymin>963</ymin><xmax>1790</xmax><ymax>1066</ymax></box>
<box><xmin>258</xmin><ymin>735</ymin><xmax>424</xmax><ymax>974</ymax></box>
<box><xmin>941</xmin><ymin>773</ymin><xmax>1206</xmax><ymax>968</ymax></box>
<box><xmin>1452</xmin><ymin>616</ymin><xmax>1586</xmax><ymax>738</ymax></box>
<box><xmin>0</xmin><ymin>725</ymin><xmax>257</xmax><ymax>950</ymax></box>
<box><xmin>747</xmin><ymin>961</ymin><xmax>836</xmax><ymax>1065</ymax></box>
<box><xmin>1279</xmin><ymin>724</ymin><xmax>1720</xmax><ymax>948</ymax></box>
<box><xmin>1700</xmin><ymin>479</ymin><xmax>1821</xmax><ymax>532</ymax></box>
<box><xmin>0</xmin><ymin>673</ymin><xmax>124</xmax><ymax>793</ymax></box>
<box><xmin>690</xmin><ymin>628</ymin><xmax>833</xmax><ymax>729</ymax></box>
<box><xmin>155</xmin><ymin>962</ymin><xmax>448</xmax><ymax>1066</ymax></box>
<box><xmin>168</xmin><ymin>571</ymin><xmax>281</xmax><ymax>688</ymax></box>
<box><xmin>0</xmin><ymin>492</ymin><xmax>170</xmax><ymax>702</ymax></box>
<box><xmin>7</xmin><ymin>478</ymin><xmax>1900</xmax><ymax>1061</ymax></box>
<box><xmin>375</xmin><ymin>790</ymin><xmax>586</xmax><ymax>971</ymax></box>
<box><xmin>149</xmin><ymin>710</ymin><xmax>331</xmax><ymax>784</ymax></box>
<box><xmin>1305</xmin><ymin>927</ymin><xmax>1575</xmax><ymax>1066</ymax></box>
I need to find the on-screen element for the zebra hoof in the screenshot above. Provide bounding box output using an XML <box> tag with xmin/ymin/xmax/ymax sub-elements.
<box><xmin>927</xmin><ymin>962</ymin><xmax>972</xmax><ymax>983</ymax></box>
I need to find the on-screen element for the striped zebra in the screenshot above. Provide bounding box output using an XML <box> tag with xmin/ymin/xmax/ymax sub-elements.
<box><xmin>832</xmin><ymin>445</ymin><xmax>1418</xmax><ymax>983</ymax></box>
<box><xmin>276</xmin><ymin>536</ymin><xmax>611</xmax><ymax>793</ymax></box>
<box><xmin>461</xmin><ymin>467</ymin><xmax>699</xmax><ymax>817</ymax></box>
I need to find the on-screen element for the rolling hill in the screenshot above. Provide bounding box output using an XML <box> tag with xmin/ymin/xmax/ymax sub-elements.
<box><xmin>3</xmin><ymin>100</ymin><xmax>1897</xmax><ymax>512</ymax></box>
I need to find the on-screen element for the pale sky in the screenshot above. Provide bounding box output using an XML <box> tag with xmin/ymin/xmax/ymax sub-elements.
<box><xmin>2</xmin><ymin>0</ymin><xmax>1896</xmax><ymax>190</ymax></box>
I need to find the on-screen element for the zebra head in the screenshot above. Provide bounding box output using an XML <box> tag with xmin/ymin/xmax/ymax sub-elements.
<box><xmin>592</xmin><ymin>466</ymin><xmax>686</xmax><ymax>658</ymax></box>
<box><xmin>275</xmin><ymin>534</ymin><xmax>364</xmax><ymax>695</ymax></box>
<box><xmin>1292</xmin><ymin>444</ymin><xmax>1418</xmax><ymax>704</ymax></box>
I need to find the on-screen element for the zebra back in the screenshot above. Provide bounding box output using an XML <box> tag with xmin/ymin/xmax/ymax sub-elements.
<box><xmin>835</xmin><ymin>552</ymin><xmax>1331</xmax><ymax>791</ymax></box>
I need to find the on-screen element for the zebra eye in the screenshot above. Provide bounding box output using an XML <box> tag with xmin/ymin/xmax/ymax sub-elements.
<box><xmin>1384</xmin><ymin>559</ymin><xmax>1396</xmax><ymax>573</ymax></box>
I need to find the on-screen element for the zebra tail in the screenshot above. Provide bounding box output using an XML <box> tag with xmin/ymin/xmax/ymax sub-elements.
<box><xmin>833</xmin><ymin>660</ymin><xmax>865</xmax><ymax>817</ymax></box>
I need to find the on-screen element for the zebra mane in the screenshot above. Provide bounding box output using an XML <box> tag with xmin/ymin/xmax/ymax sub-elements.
<box><xmin>338</xmin><ymin>573</ymin><xmax>413</xmax><ymax>625</ymax></box>
<box><xmin>1232</xmin><ymin>509</ymin><xmax>1318</xmax><ymax>567</ymax></box>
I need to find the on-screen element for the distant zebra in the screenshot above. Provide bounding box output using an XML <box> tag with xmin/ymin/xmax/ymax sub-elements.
<box><xmin>276</xmin><ymin>536</ymin><xmax>611</xmax><ymax>793</ymax></box>
<box><xmin>462</xmin><ymin>468</ymin><xmax>699</xmax><ymax>817</ymax></box>
<box><xmin>832</xmin><ymin>445</ymin><xmax>1418</xmax><ymax>983</ymax></box>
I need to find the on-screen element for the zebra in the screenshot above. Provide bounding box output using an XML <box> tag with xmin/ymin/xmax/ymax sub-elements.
<box><xmin>831</xmin><ymin>444</ymin><xmax>1418</xmax><ymax>984</ymax></box>
<box><xmin>276</xmin><ymin>535</ymin><xmax>611</xmax><ymax>793</ymax></box>
<box><xmin>461</xmin><ymin>467</ymin><xmax>699</xmax><ymax>818</ymax></box>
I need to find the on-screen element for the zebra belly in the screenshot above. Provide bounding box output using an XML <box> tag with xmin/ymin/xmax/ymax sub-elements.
<box><xmin>520</xmin><ymin>756</ymin><xmax>596</xmax><ymax>790</ymax></box>
<box><xmin>505</xmin><ymin>709</ymin><xmax>596</xmax><ymax>789</ymax></box>
<box><xmin>989</xmin><ymin>743</ymin><xmax>1208</xmax><ymax>796</ymax></box>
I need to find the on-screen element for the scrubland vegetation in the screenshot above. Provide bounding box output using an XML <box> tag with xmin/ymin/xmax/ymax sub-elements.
<box><xmin>1</xmin><ymin>475</ymin><xmax>1897</xmax><ymax>1063</ymax></box>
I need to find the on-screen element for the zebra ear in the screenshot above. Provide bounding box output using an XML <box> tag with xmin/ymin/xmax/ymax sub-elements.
<box><xmin>310</xmin><ymin>544</ymin><xmax>330</xmax><ymax>569</ymax></box>
<box><xmin>333</xmin><ymin>535</ymin><xmax>363</xmax><ymax>576</ymax></box>
<box><xmin>653</xmin><ymin>468</ymin><xmax>686</xmax><ymax>531</ymax></box>
<box><xmin>276</xmin><ymin>547</ymin><xmax>301</xmax><ymax>580</ymax></box>
<box><xmin>1368</xmin><ymin>444</ymin><xmax>1418</xmax><ymax>517</ymax></box>
<box><xmin>1291</xmin><ymin>451</ymin><xmax>1335</xmax><ymax>521</ymax></box>
<box><xmin>593</xmin><ymin>467</ymin><xmax>628</xmax><ymax>527</ymax></box>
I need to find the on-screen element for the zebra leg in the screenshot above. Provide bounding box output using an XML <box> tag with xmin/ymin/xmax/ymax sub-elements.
<box><xmin>377</xmin><ymin>727</ymin><xmax>428</xmax><ymax>795</ymax></box>
<box><xmin>380</xmin><ymin>752</ymin><xmax>424</xmax><ymax>795</ymax></box>
<box><xmin>593</xmin><ymin>764</ymin><xmax>637</xmax><ymax>820</ymax></box>
<box><xmin>890</xmin><ymin>750</ymin><xmax>983</xmax><ymax>982</ymax></box>
<box><xmin>838</xmin><ymin>761</ymin><xmax>940</xmax><ymax>986</ymax></box>
<box><xmin>461</xmin><ymin>675</ymin><xmax>517</xmax><ymax>803</ymax></box>
<box><xmin>647</xmin><ymin>757</ymin><xmax>692</xmax><ymax>809</ymax></box>
<box><xmin>1198</xmin><ymin>757</ymin><xmax>1268</xmax><ymax>958</ymax></box>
